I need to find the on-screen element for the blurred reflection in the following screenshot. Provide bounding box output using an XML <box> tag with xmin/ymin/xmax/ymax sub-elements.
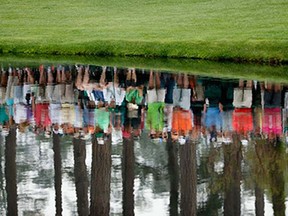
<box><xmin>203</xmin><ymin>78</ymin><xmax>223</xmax><ymax>143</ymax></box>
<box><xmin>0</xmin><ymin>135</ymin><xmax>6</xmax><ymax>213</ymax></box>
<box><xmin>146</xmin><ymin>70</ymin><xmax>165</xmax><ymax>140</ymax></box>
<box><xmin>268</xmin><ymin>142</ymin><xmax>285</xmax><ymax>216</ymax></box>
<box><xmin>166</xmin><ymin>132</ymin><xmax>179</xmax><ymax>216</ymax></box>
<box><xmin>73</xmin><ymin>137</ymin><xmax>89</xmax><ymax>216</ymax></box>
<box><xmin>255</xmin><ymin>184</ymin><xmax>264</xmax><ymax>216</ymax></box>
<box><xmin>0</xmin><ymin>63</ymin><xmax>288</xmax><ymax>215</ymax></box>
<box><xmin>122</xmin><ymin>133</ymin><xmax>135</xmax><ymax>216</ymax></box>
<box><xmin>90</xmin><ymin>134</ymin><xmax>112</xmax><ymax>216</ymax></box>
<box><xmin>180</xmin><ymin>138</ymin><xmax>197</xmax><ymax>216</ymax></box>
<box><xmin>197</xmin><ymin>132</ymin><xmax>222</xmax><ymax>216</ymax></box>
<box><xmin>251</xmin><ymin>135</ymin><xmax>286</xmax><ymax>216</ymax></box>
<box><xmin>223</xmin><ymin>133</ymin><xmax>242</xmax><ymax>216</ymax></box>
<box><xmin>53</xmin><ymin>132</ymin><xmax>62</xmax><ymax>215</ymax></box>
<box><xmin>5</xmin><ymin>126</ymin><xmax>17</xmax><ymax>216</ymax></box>
<box><xmin>0</xmin><ymin>64</ymin><xmax>286</xmax><ymax>145</ymax></box>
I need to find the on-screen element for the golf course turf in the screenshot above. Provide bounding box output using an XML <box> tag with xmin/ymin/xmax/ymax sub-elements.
<box><xmin>0</xmin><ymin>0</ymin><xmax>287</xmax><ymax>64</ymax></box>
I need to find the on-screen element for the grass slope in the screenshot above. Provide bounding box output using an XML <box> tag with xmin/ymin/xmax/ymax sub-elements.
<box><xmin>0</xmin><ymin>0</ymin><xmax>287</xmax><ymax>63</ymax></box>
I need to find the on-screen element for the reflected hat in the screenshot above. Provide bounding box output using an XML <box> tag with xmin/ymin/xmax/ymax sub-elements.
<box><xmin>210</xmin><ymin>130</ymin><xmax>217</xmax><ymax>142</ymax></box>
<box><xmin>88</xmin><ymin>126</ymin><xmax>95</xmax><ymax>134</ymax></box>
<box><xmin>241</xmin><ymin>139</ymin><xmax>248</xmax><ymax>146</ymax></box>
<box><xmin>53</xmin><ymin>128</ymin><xmax>63</xmax><ymax>135</ymax></box>
<box><xmin>81</xmin><ymin>133</ymin><xmax>91</xmax><ymax>141</ymax></box>
<box><xmin>95</xmin><ymin>132</ymin><xmax>104</xmax><ymax>138</ymax></box>
<box><xmin>178</xmin><ymin>136</ymin><xmax>186</xmax><ymax>145</ymax></box>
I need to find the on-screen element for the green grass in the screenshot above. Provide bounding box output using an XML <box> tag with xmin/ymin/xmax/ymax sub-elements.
<box><xmin>0</xmin><ymin>0</ymin><xmax>288</xmax><ymax>63</ymax></box>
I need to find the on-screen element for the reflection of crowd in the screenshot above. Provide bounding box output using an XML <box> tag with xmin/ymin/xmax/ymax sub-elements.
<box><xmin>0</xmin><ymin>64</ymin><xmax>287</xmax><ymax>145</ymax></box>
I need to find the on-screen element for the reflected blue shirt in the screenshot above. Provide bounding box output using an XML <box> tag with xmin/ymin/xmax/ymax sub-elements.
<box><xmin>205</xmin><ymin>107</ymin><xmax>222</xmax><ymax>130</ymax></box>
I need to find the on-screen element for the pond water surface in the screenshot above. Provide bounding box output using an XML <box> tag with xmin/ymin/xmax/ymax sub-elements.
<box><xmin>0</xmin><ymin>61</ymin><xmax>287</xmax><ymax>215</ymax></box>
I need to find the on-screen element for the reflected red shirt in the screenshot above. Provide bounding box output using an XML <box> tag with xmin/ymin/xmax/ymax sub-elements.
<box><xmin>35</xmin><ymin>103</ymin><xmax>51</xmax><ymax>127</ymax></box>
<box><xmin>232</xmin><ymin>108</ymin><xmax>253</xmax><ymax>133</ymax></box>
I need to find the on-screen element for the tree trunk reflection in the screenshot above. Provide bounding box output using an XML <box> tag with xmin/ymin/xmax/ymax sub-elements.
<box><xmin>269</xmin><ymin>143</ymin><xmax>285</xmax><ymax>216</ymax></box>
<box><xmin>180</xmin><ymin>139</ymin><xmax>197</xmax><ymax>216</ymax></box>
<box><xmin>255</xmin><ymin>184</ymin><xmax>264</xmax><ymax>216</ymax></box>
<box><xmin>5</xmin><ymin>126</ymin><xmax>17</xmax><ymax>216</ymax></box>
<box><xmin>122</xmin><ymin>137</ymin><xmax>135</xmax><ymax>216</ymax></box>
<box><xmin>253</xmin><ymin>140</ymin><xmax>265</xmax><ymax>216</ymax></box>
<box><xmin>166</xmin><ymin>132</ymin><xmax>179</xmax><ymax>216</ymax></box>
<box><xmin>0</xmin><ymin>134</ymin><xmax>6</xmax><ymax>212</ymax></box>
<box><xmin>73</xmin><ymin>138</ymin><xmax>89</xmax><ymax>216</ymax></box>
<box><xmin>223</xmin><ymin>134</ymin><xmax>242</xmax><ymax>216</ymax></box>
<box><xmin>53</xmin><ymin>133</ymin><xmax>62</xmax><ymax>216</ymax></box>
<box><xmin>90</xmin><ymin>135</ymin><xmax>112</xmax><ymax>216</ymax></box>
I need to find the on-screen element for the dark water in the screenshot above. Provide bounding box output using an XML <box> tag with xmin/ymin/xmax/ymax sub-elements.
<box><xmin>0</xmin><ymin>63</ymin><xmax>287</xmax><ymax>215</ymax></box>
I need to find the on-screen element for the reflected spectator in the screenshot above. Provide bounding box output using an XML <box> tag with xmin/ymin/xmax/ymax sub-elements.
<box><xmin>60</xmin><ymin>103</ymin><xmax>75</xmax><ymax>135</ymax></box>
<box><xmin>73</xmin><ymin>99</ymin><xmax>85</xmax><ymax>139</ymax></box>
<box><xmin>221</xmin><ymin>80</ymin><xmax>236</xmax><ymax>143</ymax></box>
<box><xmin>202</xmin><ymin>78</ymin><xmax>223</xmax><ymax>142</ymax></box>
<box><xmin>75</xmin><ymin>65</ymin><xmax>101</xmax><ymax>92</ymax></box>
<box><xmin>146</xmin><ymin>70</ymin><xmax>165</xmax><ymax>140</ymax></box>
<box><xmin>172</xmin><ymin>74</ymin><xmax>193</xmax><ymax>143</ymax></box>
<box><xmin>83</xmin><ymin>97</ymin><xmax>96</xmax><ymax>137</ymax></box>
<box><xmin>262</xmin><ymin>82</ymin><xmax>283</xmax><ymax>142</ymax></box>
<box><xmin>163</xmin><ymin>72</ymin><xmax>175</xmax><ymax>139</ymax></box>
<box><xmin>94</xmin><ymin>107</ymin><xmax>111</xmax><ymax>144</ymax></box>
<box><xmin>190</xmin><ymin>75</ymin><xmax>205</xmax><ymax>125</ymax></box>
<box><xmin>125</xmin><ymin>68</ymin><xmax>143</xmax><ymax>110</ymax></box>
<box><xmin>86</xmin><ymin>66</ymin><xmax>106</xmax><ymax>107</ymax></box>
<box><xmin>102</xmin><ymin>66</ymin><xmax>126</xmax><ymax>107</ymax></box>
<box><xmin>0</xmin><ymin>66</ymin><xmax>12</xmax><ymax>136</ymax></box>
<box><xmin>111</xmin><ymin>111</ymin><xmax>124</xmax><ymax>144</ymax></box>
<box><xmin>31</xmin><ymin>65</ymin><xmax>51</xmax><ymax>136</ymax></box>
<box><xmin>22</xmin><ymin>67</ymin><xmax>35</xmax><ymax>105</ymax></box>
<box><xmin>232</xmin><ymin>80</ymin><xmax>253</xmax><ymax>143</ymax></box>
<box><xmin>0</xmin><ymin>68</ymin><xmax>7</xmax><ymax>106</ymax></box>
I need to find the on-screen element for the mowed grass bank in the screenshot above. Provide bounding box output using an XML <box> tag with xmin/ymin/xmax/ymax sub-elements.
<box><xmin>0</xmin><ymin>0</ymin><xmax>287</xmax><ymax>63</ymax></box>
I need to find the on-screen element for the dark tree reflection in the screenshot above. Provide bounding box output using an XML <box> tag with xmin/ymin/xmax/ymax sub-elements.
<box><xmin>197</xmin><ymin>142</ymin><xmax>222</xmax><ymax>216</ymax></box>
<box><xmin>253</xmin><ymin>139</ymin><xmax>265</xmax><ymax>216</ymax></box>
<box><xmin>5</xmin><ymin>126</ymin><xmax>17</xmax><ymax>216</ymax></box>
<box><xmin>166</xmin><ymin>132</ymin><xmax>179</xmax><ymax>216</ymax></box>
<box><xmin>250</xmin><ymin>137</ymin><xmax>287</xmax><ymax>216</ymax></box>
<box><xmin>90</xmin><ymin>135</ymin><xmax>112</xmax><ymax>216</ymax></box>
<box><xmin>73</xmin><ymin>138</ymin><xmax>89</xmax><ymax>216</ymax></box>
<box><xmin>0</xmin><ymin>134</ymin><xmax>6</xmax><ymax>212</ymax></box>
<box><xmin>53</xmin><ymin>132</ymin><xmax>62</xmax><ymax>216</ymax></box>
<box><xmin>268</xmin><ymin>141</ymin><xmax>285</xmax><ymax>216</ymax></box>
<box><xmin>255</xmin><ymin>184</ymin><xmax>264</xmax><ymax>216</ymax></box>
<box><xmin>122</xmin><ymin>136</ymin><xmax>135</xmax><ymax>216</ymax></box>
<box><xmin>223</xmin><ymin>133</ymin><xmax>242</xmax><ymax>216</ymax></box>
<box><xmin>180</xmin><ymin>139</ymin><xmax>197</xmax><ymax>216</ymax></box>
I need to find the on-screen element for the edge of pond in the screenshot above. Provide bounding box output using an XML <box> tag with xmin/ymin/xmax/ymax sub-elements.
<box><xmin>0</xmin><ymin>40</ymin><xmax>287</xmax><ymax>66</ymax></box>
<box><xmin>1</xmin><ymin>54</ymin><xmax>288</xmax><ymax>83</ymax></box>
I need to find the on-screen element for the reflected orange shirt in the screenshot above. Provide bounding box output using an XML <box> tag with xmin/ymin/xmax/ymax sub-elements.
<box><xmin>172</xmin><ymin>109</ymin><xmax>193</xmax><ymax>134</ymax></box>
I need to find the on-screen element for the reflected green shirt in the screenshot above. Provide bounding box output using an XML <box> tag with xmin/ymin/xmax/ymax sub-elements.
<box><xmin>95</xmin><ymin>108</ymin><xmax>110</xmax><ymax>131</ymax></box>
<box><xmin>0</xmin><ymin>106</ymin><xmax>8</xmax><ymax>124</ymax></box>
<box><xmin>146</xmin><ymin>102</ymin><xmax>165</xmax><ymax>131</ymax></box>
<box><xmin>125</xmin><ymin>89</ymin><xmax>143</xmax><ymax>105</ymax></box>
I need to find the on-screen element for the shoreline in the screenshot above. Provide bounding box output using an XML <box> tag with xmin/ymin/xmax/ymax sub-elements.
<box><xmin>1</xmin><ymin>54</ymin><xmax>288</xmax><ymax>84</ymax></box>
<box><xmin>0</xmin><ymin>40</ymin><xmax>287</xmax><ymax>66</ymax></box>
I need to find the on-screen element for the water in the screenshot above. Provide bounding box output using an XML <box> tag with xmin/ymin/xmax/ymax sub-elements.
<box><xmin>0</xmin><ymin>61</ymin><xmax>287</xmax><ymax>215</ymax></box>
